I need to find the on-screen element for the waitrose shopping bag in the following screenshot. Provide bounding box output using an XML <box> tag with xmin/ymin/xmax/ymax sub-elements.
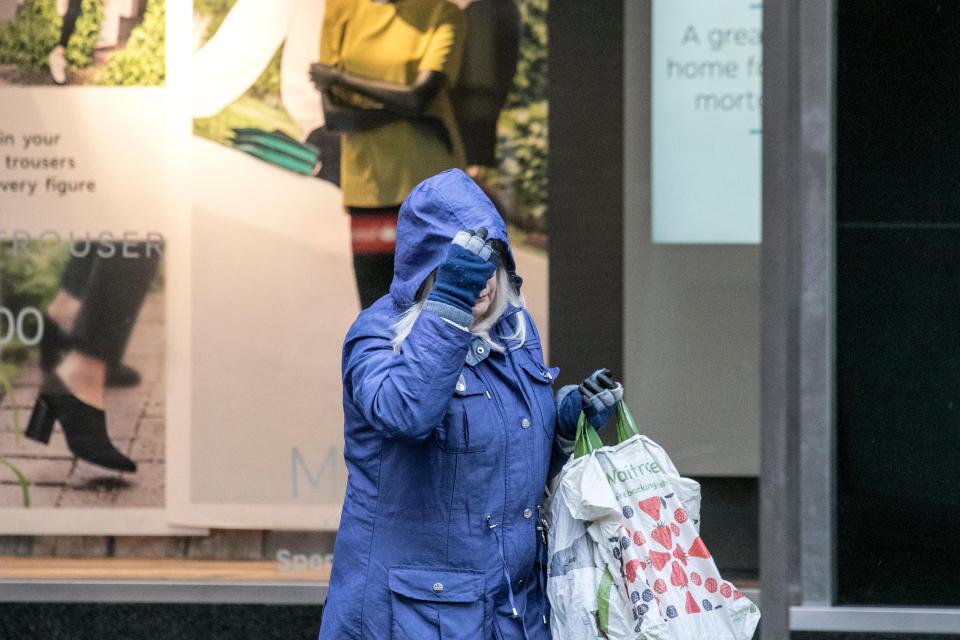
<box><xmin>555</xmin><ymin>404</ymin><xmax>759</xmax><ymax>639</ymax></box>
<box><xmin>546</xmin><ymin>406</ymin><xmax>702</xmax><ymax>639</ymax></box>
<box><xmin>546</xmin><ymin>415</ymin><xmax>633</xmax><ymax>639</ymax></box>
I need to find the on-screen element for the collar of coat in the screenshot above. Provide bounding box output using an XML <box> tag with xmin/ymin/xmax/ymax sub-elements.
<box><xmin>464</xmin><ymin>305</ymin><xmax>525</xmax><ymax>367</ymax></box>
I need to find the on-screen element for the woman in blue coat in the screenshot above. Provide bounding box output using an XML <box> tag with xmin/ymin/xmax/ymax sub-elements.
<box><xmin>318</xmin><ymin>168</ymin><xmax>622</xmax><ymax>640</ymax></box>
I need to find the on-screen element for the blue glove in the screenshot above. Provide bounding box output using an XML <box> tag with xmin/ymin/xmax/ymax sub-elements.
<box><xmin>556</xmin><ymin>368</ymin><xmax>624</xmax><ymax>437</ymax></box>
<box><xmin>424</xmin><ymin>228</ymin><xmax>497</xmax><ymax>327</ymax></box>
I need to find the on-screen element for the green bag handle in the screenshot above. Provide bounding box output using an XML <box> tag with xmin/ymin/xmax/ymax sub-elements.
<box><xmin>615</xmin><ymin>401</ymin><xmax>641</xmax><ymax>443</ymax></box>
<box><xmin>573</xmin><ymin>401</ymin><xmax>642</xmax><ymax>458</ymax></box>
<box><xmin>573</xmin><ymin>411</ymin><xmax>604</xmax><ymax>458</ymax></box>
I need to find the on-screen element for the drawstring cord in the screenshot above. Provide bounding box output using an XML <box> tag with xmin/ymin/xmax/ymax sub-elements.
<box><xmin>487</xmin><ymin>516</ymin><xmax>521</xmax><ymax>619</ymax></box>
<box><xmin>536</xmin><ymin>505</ymin><xmax>550</xmax><ymax>626</ymax></box>
<box><xmin>487</xmin><ymin>516</ymin><xmax>534</xmax><ymax>640</ymax></box>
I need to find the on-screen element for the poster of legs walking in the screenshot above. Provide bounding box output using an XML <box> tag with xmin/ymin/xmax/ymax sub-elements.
<box><xmin>0</xmin><ymin>0</ymin><xmax>200</xmax><ymax>533</ymax></box>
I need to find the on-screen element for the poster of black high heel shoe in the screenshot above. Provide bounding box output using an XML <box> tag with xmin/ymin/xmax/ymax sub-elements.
<box><xmin>0</xmin><ymin>0</ymin><xmax>202</xmax><ymax>535</ymax></box>
<box><xmin>0</xmin><ymin>232</ymin><xmax>200</xmax><ymax>533</ymax></box>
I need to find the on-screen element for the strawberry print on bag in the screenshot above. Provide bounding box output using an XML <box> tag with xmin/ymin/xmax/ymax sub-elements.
<box><xmin>559</xmin><ymin>427</ymin><xmax>760</xmax><ymax>639</ymax></box>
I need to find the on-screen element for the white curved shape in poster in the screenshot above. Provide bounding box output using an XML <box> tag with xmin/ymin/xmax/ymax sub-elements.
<box><xmin>191</xmin><ymin>0</ymin><xmax>297</xmax><ymax>119</ymax></box>
<box><xmin>281</xmin><ymin>0</ymin><xmax>326</xmax><ymax>133</ymax></box>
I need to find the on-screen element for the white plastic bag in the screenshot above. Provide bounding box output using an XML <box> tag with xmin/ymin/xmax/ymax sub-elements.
<box><xmin>547</xmin><ymin>455</ymin><xmax>635</xmax><ymax>639</ymax></box>
<box><xmin>548</xmin><ymin>404</ymin><xmax>759</xmax><ymax>640</ymax></box>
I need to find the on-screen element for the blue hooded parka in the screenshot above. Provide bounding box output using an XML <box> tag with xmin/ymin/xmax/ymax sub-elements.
<box><xmin>318</xmin><ymin>169</ymin><xmax>568</xmax><ymax>640</ymax></box>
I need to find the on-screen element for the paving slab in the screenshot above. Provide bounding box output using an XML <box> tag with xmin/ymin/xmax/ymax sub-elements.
<box><xmin>14</xmin><ymin>362</ymin><xmax>42</xmax><ymax>384</ymax></box>
<box><xmin>102</xmin><ymin>391</ymin><xmax>148</xmax><ymax>442</ymax></box>
<box><xmin>0</xmin><ymin>483</ymin><xmax>61</xmax><ymax>509</ymax></box>
<box><xmin>129</xmin><ymin>418</ymin><xmax>164</xmax><ymax>462</ymax></box>
<box><xmin>143</xmin><ymin>375</ymin><xmax>165</xmax><ymax>419</ymax></box>
<box><xmin>0</xmin><ymin>430</ymin><xmax>73</xmax><ymax>459</ymax></box>
<box><xmin>1</xmin><ymin>457</ymin><xmax>74</xmax><ymax>487</ymax></box>
<box><xmin>0</xmin><ymin>410</ymin><xmax>12</xmax><ymax>433</ymax></box>
<box><xmin>0</xmin><ymin>384</ymin><xmax>39</xmax><ymax>411</ymax></box>
<box><xmin>58</xmin><ymin>459</ymin><xmax>130</xmax><ymax>508</ymax></box>
<box><xmin>111</xmin><ymin>462</ymin><xmax>164</xmax><ymax>509</ymax></box>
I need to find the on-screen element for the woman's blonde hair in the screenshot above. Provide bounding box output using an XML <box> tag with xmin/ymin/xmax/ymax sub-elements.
<box><xmin>391</xmin><ymin>266</ymin><xmax>526</xmax><ymax>351</ymax></box>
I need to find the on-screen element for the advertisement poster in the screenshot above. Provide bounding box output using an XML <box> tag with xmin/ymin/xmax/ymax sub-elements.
<box><xmin>2</xmin><ymin>0</ymin><xmax>549</xmax><ymax>533</ymax></box>
<box><xmin>651</xmin><ymin>0</ymin><xmax>762</xmax><ymax>244</ymax></box>
<box><xmin>171</xmin><ymin>0</ymin><xmax>550</xmax><ymax>529</ymax></box>
<box><xmin>0</xmin><ymin>0</ymin><xmax>201</xmax><ymax>534</ymax></box>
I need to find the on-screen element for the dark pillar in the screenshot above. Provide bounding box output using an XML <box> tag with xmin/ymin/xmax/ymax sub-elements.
<box><xmin>548</xmin><ymin>0</ymin><xmax>625</xmax><ymax>385</ymax></box>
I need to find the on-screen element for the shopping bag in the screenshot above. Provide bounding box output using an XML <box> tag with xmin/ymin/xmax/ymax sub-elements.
<box><xmin>546</xmin><ymin>412</ymin><xmax>636</xmax><ymax>639</ymax></box>
<box><xmin>560</xmin><ymin>403</ymin><xmax>760</xmax><ymax>640</ymax></box>
<box><xmin>547</xmin><ymin>406</ymin><xmax>704</xmax><ymax>639</ymax></box>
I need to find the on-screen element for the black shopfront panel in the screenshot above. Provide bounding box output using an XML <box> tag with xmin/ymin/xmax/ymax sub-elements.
<box><xmin>836</xmin><ymin>1</ymin><xmax>960</xmax><ymax>606</ymax></box>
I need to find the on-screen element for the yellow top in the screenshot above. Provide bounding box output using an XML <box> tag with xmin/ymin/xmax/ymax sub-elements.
<box><xmin>321</xmin><ymin>0</ymin><xmax>467</xmax><ymax>207</ymax></box>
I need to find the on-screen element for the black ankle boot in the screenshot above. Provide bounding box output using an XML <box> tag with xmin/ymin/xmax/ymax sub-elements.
<box><xmin>25</xmin><ymin>373</ymin><xmax>137</xmax><ymax>473</ymax></box>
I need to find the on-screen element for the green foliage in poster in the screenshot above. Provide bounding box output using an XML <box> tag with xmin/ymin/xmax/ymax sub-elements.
<box><xmin>484</xmin><ymin>100</ymin><xmax>548</xmax><ymax>233</ymax></box>
<box><xmin>0</xmin><ymin>241</ymin><xmax>57</xmax><ymax>504</ymax></box>
<box><xmin>507</xmin><ymin>0</ymin><xmax>548</xmax><ymax>110</ymax></box>
<box><xmin>481</xmin><ymin>0</ymin><xmax>548</xmax><ymax>233</ymax></box>
<box><xmin>64</xmin><ymin>0</ymin><xmax>104</xmax><ymax>69</ymax></box>
<box><xmin>0</xmin><ymin>241</ymin><xmax>63</xmax><ymax>367</ymax></box>
<box><xmin>0</xmin><ymin>365</ymin><xmax>29</xmax><ymax>506</ymax></box>
<box><xmin>0</xmin><ymin>457</ymin><xmax>31</xmax><ymax>508</ymax></box>
<box><xmin>0</xmin><ymin>244</ymin><xmax>68</xmax><ymax>321</ymax></box>
<box><xmin>193</xmin><ymin>95</ymin><xmax>300</xmax><ymax>148</ymax></box>
<box><xmin>193</xmin><ymin>0</ymin><xmax>290</xmax><ymax>143</ymax></box>
<box><xmin>0</xmin><ymin>0</ymin><xmax>61</xmax><ymax>72</ymax></box>
<box><xmin>249</xmin><ymin>48</ymin><xmax>284</xmax><ymax>109</ymax></box>
<box><xmin>194</xmin><ymin>0</ymin><xmax>238</xmax><ymax>43</ymax></box>
<box><xmin>99</xmin><ymin>0</ymin><xmax>165</xmax><ymax>86</ymax></box>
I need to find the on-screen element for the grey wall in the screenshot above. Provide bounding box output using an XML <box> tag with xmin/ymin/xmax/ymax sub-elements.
<box><xmin>623</xmin><ymin>1</ymin><xmax>760</xmax><ymax>477</ymax></box>
<box><xmin>549</xmin><ymin>0</ymin><xmax>761</xmax><ymax>580</ymax></box>
<box><xmin>550</xmin><ymin>1</ymin><xmax>761</xmax><ymax>475</ymax></box>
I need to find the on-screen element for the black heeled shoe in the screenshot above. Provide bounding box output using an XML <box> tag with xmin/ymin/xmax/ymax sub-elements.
<box><xmin>25</xmin><ymin>373</ymin><xmax>137</xmax><ymax>473</ymax></box>
<box><xmin>39</xmin><ymin>316</ymin><xmax>142</xmax><ymax>388</ymax></box>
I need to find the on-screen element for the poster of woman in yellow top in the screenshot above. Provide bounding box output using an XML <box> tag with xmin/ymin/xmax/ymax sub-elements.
<box><xmin>181</xmin><ymin>0</ymin><xmax>548</xmax><ymax>529</ymax></box>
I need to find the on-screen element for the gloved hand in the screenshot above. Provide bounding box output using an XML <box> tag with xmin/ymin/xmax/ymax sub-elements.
<box><xmin>556</xmin><ymin>368</ymin><xmax>624</xmax><ymax>437</ymax></box>
<box><xmin>424</xmin><ymin>227</ymin><xmax>498</xmax><ymax>327</ymax></box>
<box><xmin>580</xmin><ymin>368</ymin><xmax>623</xmax><ymax>419</ymax></box>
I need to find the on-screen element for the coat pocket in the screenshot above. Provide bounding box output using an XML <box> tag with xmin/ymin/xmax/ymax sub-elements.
<box><xmin>389</xmin><ymin>567</ymin><xmax>485</xmax><ymax>640</ymax></box>
<box><xmin>518</xmin><ymin>356</ymin><xmax>560</xmax><ymax>385</ymax></box>
<box><xmin>435</xmin><ymin>373</ymin><xmax>490</xmax><ymax>453</ymax></box>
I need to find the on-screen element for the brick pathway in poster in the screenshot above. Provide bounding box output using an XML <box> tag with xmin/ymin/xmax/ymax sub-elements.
<box><xmin>0</xmin><ymin>292</ymin><xmax>165</xmax><ymax>509</ymax></box>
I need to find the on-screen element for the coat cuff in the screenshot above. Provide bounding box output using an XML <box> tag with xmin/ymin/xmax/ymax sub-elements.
<box><xmin>555</xmin><ymin>430</ymin><xmax>576</xmax><ymax>457</ymax></box>
<box><xmin>556</xmin><ymin>384</ymin><xmax>581</xmax><ymax>439</ymax></box>
<box><xmin>423</xmin><ymin>300</ymin><xmax>474</xmax><ymax>329</ymax></box>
